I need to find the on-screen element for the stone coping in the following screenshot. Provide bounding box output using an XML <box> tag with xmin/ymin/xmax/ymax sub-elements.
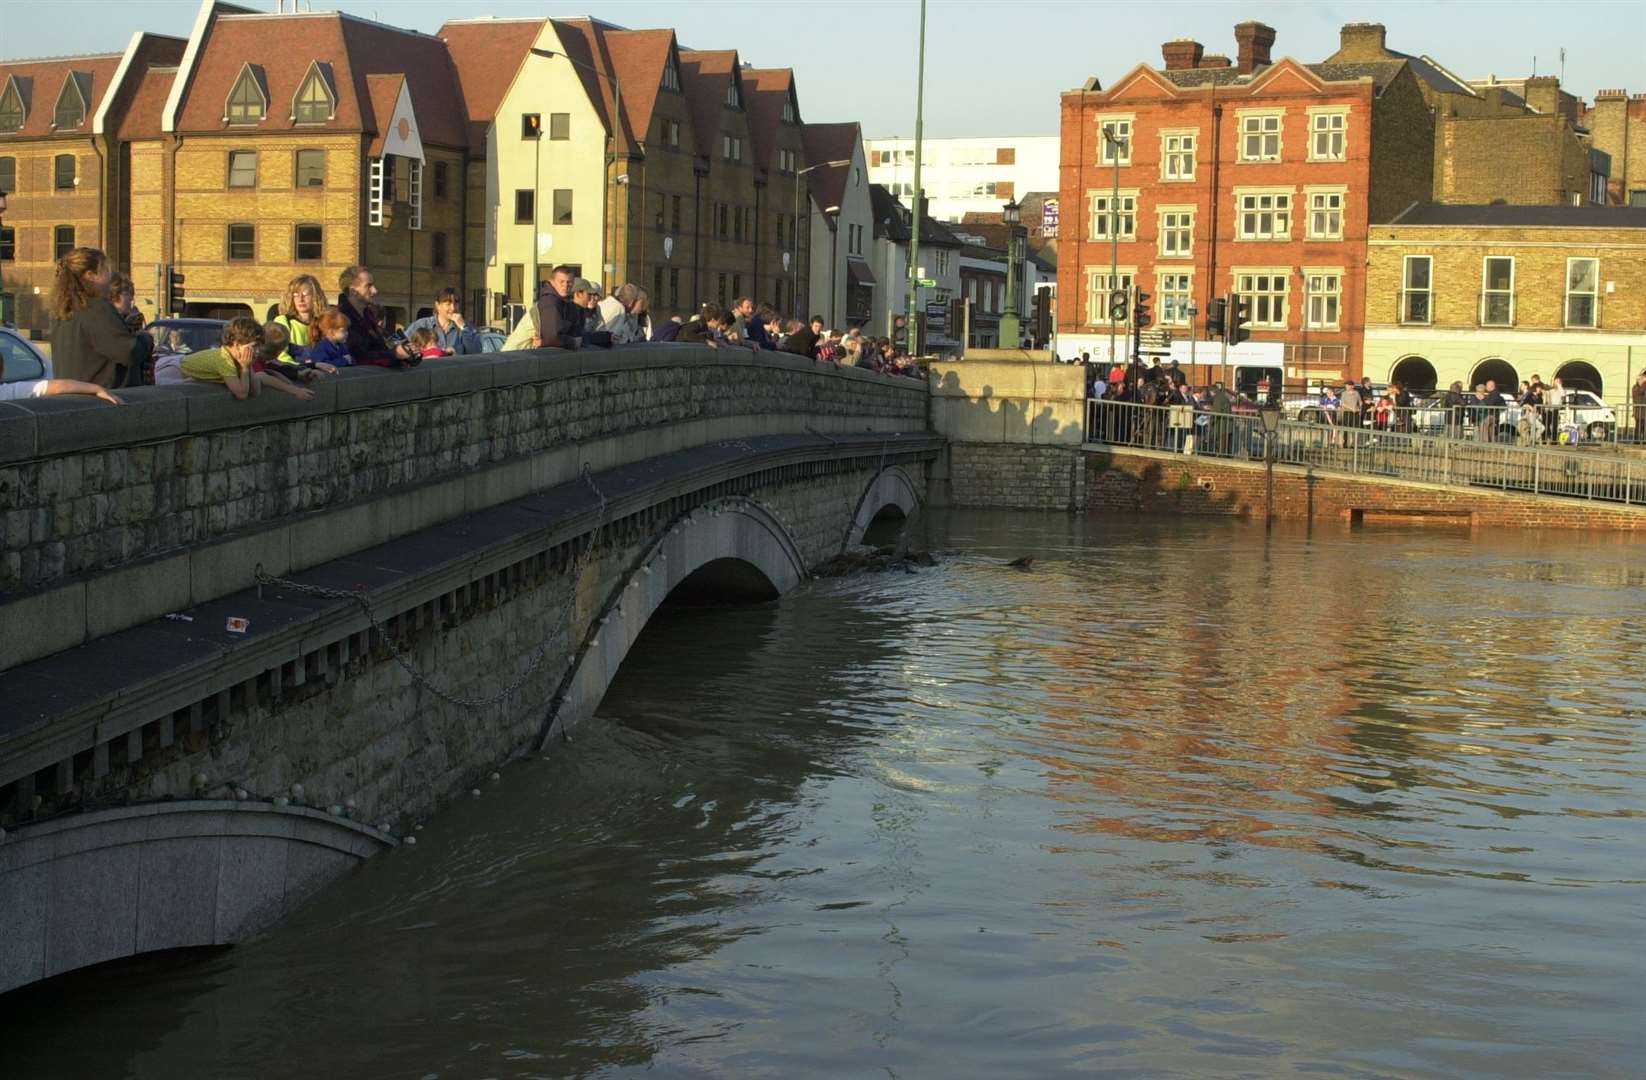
<box><xmin>0</xmin><ymin>344</ymin><xmax>927</xmax><ymax>466</ymax></box>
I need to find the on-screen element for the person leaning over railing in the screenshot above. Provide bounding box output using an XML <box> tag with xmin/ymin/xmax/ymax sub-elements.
<box><xmin>48</xmin><ymin>247</ymin><xmax>152</xmax><ymax>389</ymax></box>
<box><xmin>404</xmin><ymin>287</ymin><xmax>483</xmax><ymax>355</ymax></box>
<box><xmin>0</xmin><ymin>340</ymin><xmax>123</xmax><ymax>405</ymax></box>
<box><xmin>1442</xmin><ymin>382</ymin><xmax>1466</xmax><ymax>439</ymax></box>
<box><xmin>271</xmin><ymin>273</ymin><xmax>328</xmax><ymax>359</ymax></box>
<box><xmin>175</xmin><ymin>316</ymin><xmax>315</xmax><ymax>402</ymax></box>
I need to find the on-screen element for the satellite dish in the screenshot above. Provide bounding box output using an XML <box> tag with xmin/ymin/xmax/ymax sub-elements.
<box><xmin>663</xmin><ymin>236</ymin><xmax>674</xmax><ymax>259</ymax></box>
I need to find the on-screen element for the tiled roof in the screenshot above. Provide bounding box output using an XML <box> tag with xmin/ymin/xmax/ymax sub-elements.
<box><xmin>1306</xmin><ymin>61</ymin><xmax>1402</xmax><ymax>93</ymax></box>
<box><xmin>438</xmin><ymin>17</ymin><xmax>544</xmax><ymax>153</ymax></box>
<box><xmin>1391</xmin><ymin>203</ymin><xmax>1646</xmax><ymax>228</ymax></box>
<box><xmin>602</xmin><ymin>28</ymin><xmax>677</xmax><ymax>155</ymax></box>
<box><xmin>678</xmin><ymin>49</ymin><xmax>738</xmax><ymax>159</ymax></box>
<box><xmin>801</xmin><ymin>121</ymin><xmax>860</xmax><ymax>211</ymax></box>
<box><xmin>868</xmin><ymin>183</ymin><xmax>963</xmax><ymax>247</ymax></box>
<box><xmin>1388</xmin><ymin>50</ymin><xmax>1474</xmax><ymax>96</ymax></box>
<box><xmin>0</xmin><ymin>53</ymin><xmax>124</xmax><ymax>139</ymax></box>
<box><xmin>742</xmin><ymin>67</ymin><xmax>795</xmax><ymax>177</ymax></box>
<box><xmin>1158</xmin><ymin>66</ymin><xmax>1248</xmax><ymax>88</ymax></box>
<box><xmin>115</xmin><ymin>65</ymin><xmax>178</xmax><ymax>141</ymax></box>
<box><xmin>551</xmin><ymin>19</ymin><xmax>637</xmax><ymax>153</ymax></box>
<box><xmin>176</xmin><ymin>12</ymin><xmax>467</xmax><ymax>148</ymax></box>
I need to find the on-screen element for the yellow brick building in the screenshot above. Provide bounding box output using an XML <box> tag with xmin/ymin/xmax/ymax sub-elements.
<box><xmin>1364</xmin><ymin>204</ymin><xmax>1646</xmax><ymax>402</ymax></box>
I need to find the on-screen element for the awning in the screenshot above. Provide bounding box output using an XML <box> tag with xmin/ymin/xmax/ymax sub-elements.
<box><xmin>845</xmin><ymin>259</ymin><xmax>876</xmax><ymax>287</ymax></box>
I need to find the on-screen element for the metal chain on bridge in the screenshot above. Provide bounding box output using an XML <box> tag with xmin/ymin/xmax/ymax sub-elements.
<box><xmin>252</xmin><ymin>463</ymin><xmax>610</xmax><ymax>710</ymax></box>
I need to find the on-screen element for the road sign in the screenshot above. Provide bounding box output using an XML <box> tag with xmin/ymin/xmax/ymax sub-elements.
<box><xmin>1041</xmin><ymin>198</ymin><xmax>1059</xmax><ymax>237</ymax></box>
<box><xmin>925</xmin><ymin>301</ymin><xmax>947</xmax><ymax>332</ymax></box>
<box><xmin>916</xmin><ymin>278</ymin><xmax>937</xmax><ymax>288</ymax></box>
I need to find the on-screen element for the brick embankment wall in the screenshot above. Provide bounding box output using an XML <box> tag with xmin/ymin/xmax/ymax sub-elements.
<box><xmin>1088</xmin><ymin>448</ymin><xmax>1646</xmax><ymax>532</ymax></box>
<box><xmin>939</xmin><ymin>444</ymin><xmax>1086</xmax><ymax>510</ymax></box>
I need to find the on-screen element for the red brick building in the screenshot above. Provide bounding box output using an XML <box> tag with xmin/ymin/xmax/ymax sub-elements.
<box><xmin>1057</xmin><ymin>21</ymin><xmax>1433</xmax><ymax>384</ymax></box>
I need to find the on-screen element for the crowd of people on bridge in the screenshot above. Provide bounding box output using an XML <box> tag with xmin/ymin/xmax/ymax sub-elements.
<box><xmin>9</xmin><ymin>248</ymin><xmax>923</xmax><ymax>409</ymax></box>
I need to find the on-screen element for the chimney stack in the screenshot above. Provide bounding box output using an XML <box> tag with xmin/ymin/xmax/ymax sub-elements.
<box><xmin>1198</xmin><ymin>54</ymin><xmax>1232</xmax><ymax>70</ymax></box>
<box><xmin>1337</xmin><ymin>23</ymin><xmax>1387</xmax><ymax>60</ymax></box>
<box><xmin>1161</xmin><ymin>39</ymin><xmax>1204</xmax><ymax>71</ymax></box>
<box><xmin>1234</xmin><ymin>21</ymin><xmax>1275</xmax><ymax>75</ymax></box>
<box><xmin>1523</xmin><ymin>75</ymin><xmax>1562</xmax><ymax>117</ymax></box>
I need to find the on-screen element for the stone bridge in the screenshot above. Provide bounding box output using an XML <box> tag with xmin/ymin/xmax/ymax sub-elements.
<box><xmin>0</xmin><ymin>345</ymin><xmax>937</xmax><ymax>994</ymax></box>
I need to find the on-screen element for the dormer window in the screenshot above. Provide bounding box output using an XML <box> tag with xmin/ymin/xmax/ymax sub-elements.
<box><xmin>225</xmin><ymin>64</ymin><xmax>267</xmax><ymax>125</ymax></box>
<box><xmin>53</xmin><ymin>75</ymin><xmax>86</xmax><ymax>130</ymax></box>
<box><xmin>0</xmin><ymin>78</ymin><xmax>25</xmax><ymax>133</ymax></box>
<box><xmin>661</xmin><ymin>54</ymin><xmax>681</xmax><ymax>93</ymax></box>
<box><xmin>292</xmin><ymin>63</ymin><xmax>335</xmax><ymax>123</ymax></box>
<box><xmin>724</xmin><ymin>79</ymin><xmax>741</xmax><ymax>109</ymax></box>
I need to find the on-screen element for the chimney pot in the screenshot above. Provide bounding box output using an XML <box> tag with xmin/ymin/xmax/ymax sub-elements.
<box><xmin>1233</xmin><ymin>20</ymin><xmax>1276</xmax><ymax>75</ymax></box>
<box><xmin>1161</xmin><ymin>39</ymin><xmax>1204</xmax><ymax>71</ymax></box>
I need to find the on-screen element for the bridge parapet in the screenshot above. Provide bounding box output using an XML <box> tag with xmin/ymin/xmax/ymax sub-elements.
<box><xmin>0</xmin><ymin>347</ymin><xmax>926</xmax><ymax>671</ymax></box>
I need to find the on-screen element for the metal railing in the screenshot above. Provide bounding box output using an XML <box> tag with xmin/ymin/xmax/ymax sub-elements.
<box><xmin>1085</xmin><ymin>398</ymin><xmax>1645</xmax><ymax>508</ymax></box>
<box><xmin>1285</xmin><ymin>400</ymin><xmax>1644</xmax><ymax>447</ymax></box>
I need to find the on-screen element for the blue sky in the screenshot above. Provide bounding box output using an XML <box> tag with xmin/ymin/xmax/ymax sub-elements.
<box><xmin>4</xmin><ymin>0</ymin><xmax>1643</xmax><ymax>137</ymax></box>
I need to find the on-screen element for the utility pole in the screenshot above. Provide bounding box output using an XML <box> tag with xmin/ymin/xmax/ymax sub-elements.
<box><xmin>905</xmin><ymin>0</ymin><xmax>927</xmax><ymax>357</ymax></box>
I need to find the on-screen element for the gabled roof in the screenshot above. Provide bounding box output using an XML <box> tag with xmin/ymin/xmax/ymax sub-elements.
<box><xmin>678</xmin><ymin>49</ymin><xmax>740</xmax><ymax>159</ymax></box>
<box><xmin>0</xmin><ymin>52</ymin><xmax>124</xmax><ymax>138</ymax></box>
<box><xmin>175</xmin><ymin>11</ymin><xmax>467</xmax><ymax>148</ymax></box>
<box><xmin>869</xmin><ymin>184</ymin><xmax>966</xmax><ymax>248</ymax></box>
<box><xmin>743</xmin><ymin>67</ymin><xmax>797</xmax><ymax>177</ymax></box>
<box><xmin>600</xmin><ymin>27</ymin><xmax>678</xmax><ymax>154</ymax></box>
<box><xmin>438</xmin><ymin>17</ymin><xmax>545</xmax><ymax>153</ymax></box>
<box><xmin>551</xmin><ymin>18</ymin><xmax>637</xmax><ymax>153</ymax></box>
<box><xmin>1391</xmin><ymin>203</ymin><xmax>1646</xmax><ymax>229</ymax></box>
<box><xmin>115</xmin><ymin>65</ymin><xmax>178</xmax><ymax>141</ymax></box>
<box><xmin>801</xmin><ymin>121</ymin><xmax>861</xmax><ymax>211</ymax></box>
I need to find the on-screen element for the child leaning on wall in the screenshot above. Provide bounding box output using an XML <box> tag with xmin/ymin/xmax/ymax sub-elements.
<box><xmin>177</xmin><ymin>317</ymin><xmax>315</xmax><ymax>401</ymax></box>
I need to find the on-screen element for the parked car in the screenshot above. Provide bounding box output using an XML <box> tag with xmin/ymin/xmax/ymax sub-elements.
<box><xmin>1</xmin><ymin>328</ymin><xmax>52</xmax><ymax>384</ymax></box>
<box><xmin>146</xmin><ymin>318</ymin><xmax>228</xmax><ymax>357</ymax></box>
<box><xmin>1556</xmin><ymin>390</ymin><xmax>1618</xmax><ymax>441</ymax></box>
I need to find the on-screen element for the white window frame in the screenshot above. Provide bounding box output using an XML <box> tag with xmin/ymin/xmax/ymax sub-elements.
<box><xmin>224</xmin><ymin>63</ymin><xmax>268</xmax><ymax>125</ymax></box>
<box><xmin>1084</xmin><ymin>267</ymin><xmax>1135</xmax><ymax>327</ymax></box>
<box><xmin>1157</xmin><ymin>206</ymin><xmax>1194</xmax><ymax>258</ymax></box>
<box><xmin>1305</xmin><ymin>186</ymin><xmax>1345</xmax><ymax>240</ymax></box>
<box><xmin>1087</xmin><ymin>189</ymin><xmax>1138</xmax><ymax>241</ymax></box>
<box><xmin>1235</xmin><ymin>187</ymin><xmax>1292</xmax><ymax>240</ymax></box>
<box><xmin>1237</xmin><ymin>109</ymin><xmax>1284</xmax><ymax>162</ymax></box>
<box><xmin>291</xmin><ymin>62</ymin><xmax>336</xmax><ymax>123</ymax></box>
<box><xmin>1160</xmin><ymin>129</ymin><xmax>1197</xmax><ymax>181</ymax></box>
<box><xmin>1096</xmin><ymin>114</ymin><xmax>1134</xmax><ymax>166</ymax></box>
<box><xmin>1565</xmin><ymin>257</ymin><xmax>1599</xmax><ymax>328</ymax></box>
<box><xmin>1307</xmin><ymin>107</ymin><xmax>1348</xmax><ymax>162</ymax></box>
<box><xmin>1401</xmin><ymin>255</ymin><xmax>1432</xmax><ymax>325</ymax></box>
<box><xmin>1157</xmin><ymin>270</ymin><xmax>1193</xmax><ymax>326</ymax></box>
<box><xmin>1481</xmin><ymin>256</ymin><xmax>1515</xmax><ymax>327</ymax></box>
<box><xmin>1234</xmin><ymin>268</ymin><xmax>1290</xmax><ymax>329</ymax></box>
<box><xmin>1303</xmin><ymin>268</ymin><xmax>1342</xmax><ymax>329</ymax></box>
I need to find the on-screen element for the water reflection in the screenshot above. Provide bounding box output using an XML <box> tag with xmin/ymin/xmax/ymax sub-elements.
<box><xmin>1</xmin><ymin>512</ymin><xmax>1641</xmax><ymax>1079</ymax></box>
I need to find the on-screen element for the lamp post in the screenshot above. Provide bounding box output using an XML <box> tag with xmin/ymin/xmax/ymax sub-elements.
<box><xmin>1259</xmin><ymin>402</ymin><xmax>1282</xmax><ymax>524</ymax></box>
<box><xmin>794</xmin><ymin>158</ymin><xmax>850</xmax><ymax>322</ymax></box>
<box><xmin>904</xmin><ymin>0</ymin><xmax>928</xmax><ymax>357</ymax></box>
<box><xmin>529</xmin><ymin>47</ymin><xmax>622</xmax><ymax>286</ymax></box>
<box><xmin>998</xmin><ymin>198</ymin><xmax>1022</xmax><ymax>349</ymax></box>
<box><xmin>1102</xmin><ymin>127</ymin><xmax>1122</xmax><ymax>368</ymax></box>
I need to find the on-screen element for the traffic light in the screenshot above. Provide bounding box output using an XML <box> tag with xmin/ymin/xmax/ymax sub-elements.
<box><xmin>1032</xmin><ymin>289</ymin><xmax>1052</xmax><ymax>344</ymax></box>
<box><xmin>1132</xmin><ymin>289</ymin><xmax>1152</xmax><ymax>330</ymax></box>
<box><xmin>1107</xmin><ymin>288</ymin><xmax>1128</xmax><ymax>323</ymax></box>
<box><xmin>165</xmin><ymin>265</ymin><xmax>186</xmax><ymax>315</ymax></box>
<box><xmin>1205</xmin><ymin>297</ymin><xmax>1227</xmax><ymax>338</ymax></box>
<box><xmin>1229</xmin><ymin>295</ymin><xmax>1251</xmax><ymax>344</ymax></box>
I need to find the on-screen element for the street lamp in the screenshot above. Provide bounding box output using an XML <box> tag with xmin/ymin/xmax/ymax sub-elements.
<box><xmin>794</xmin><ymin>158</ymin><xmax>850</xmax><ymax>322</ymax></box>
<box><xmin>998</xmin><ymin>198</ymin><xmax>1023</xmax><ymax>349</ymax></box>
<box><xmin>1102</xmin><ymin>127</ymin><xmax>1122</xmax><ymax>368</ymax></box>
<box><xmin>529</xmin><ymin>47</ymin><xmax>622</xmax><ymax>287</ymax></box>
<box><xmin>1259</xmin><ymin>402</ymin><xmax>1282</xmax><ymax>522</ymax></box>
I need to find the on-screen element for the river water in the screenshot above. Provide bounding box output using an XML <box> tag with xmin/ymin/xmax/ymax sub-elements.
<box><xmin>3</xmin><ymin>511</ymin><xmax>1644</xmax><ymax>1079</ymax></box>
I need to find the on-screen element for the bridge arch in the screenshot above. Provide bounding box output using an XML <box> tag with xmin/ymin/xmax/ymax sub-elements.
<box><xmin>0</xmin><ymin>801</ymin><xmax>393</xmax><ymax>995</ymax></box>
<box><xmin>844</xmin><ymin>465</ymin><xmax>922</xmax><ymax>550</ymax></box>
<box><xmin>542</xmin><ymin>497</ymin><xmax>809</xmax><ymax>741</ymax></box>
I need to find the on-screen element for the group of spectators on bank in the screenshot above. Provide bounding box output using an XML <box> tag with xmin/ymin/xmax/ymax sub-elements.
<box><xmin>3</xmin><ymin>249</ymin><xmax>921</xmax><ymax>408</ymax></box>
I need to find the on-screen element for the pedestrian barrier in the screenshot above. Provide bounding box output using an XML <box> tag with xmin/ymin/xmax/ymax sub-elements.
<box><xmin>1084</xmin><ymin>398</ymin><xmax>1645</xmax><ymax>508</ymax></box>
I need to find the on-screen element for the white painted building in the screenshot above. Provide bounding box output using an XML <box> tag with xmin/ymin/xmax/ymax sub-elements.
<box><xmin>864</xmin><ymin>135</ymin><xmax>1060</xmax><ymax>223</ymax></box>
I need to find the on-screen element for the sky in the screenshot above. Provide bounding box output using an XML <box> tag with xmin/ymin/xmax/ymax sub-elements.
<box><xmin>3</xmin><ymin>0</ymin><xmax>1643</xmax><ymax>138</ymax></box>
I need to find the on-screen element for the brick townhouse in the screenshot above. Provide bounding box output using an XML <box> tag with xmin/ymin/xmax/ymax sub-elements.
<box><xmin>1583</xmin><ymin>90</ymin><xmax>1646</xmax><ymax>207</ymax></box>
<box><xmin>1058</xmin><ymin>20</ymin><xmax>1435</xmax><ymax>384</ymax></box>
<box><xmin>1364</xmin><ymin>204</ymin><xmax>1646</xmax><ymax>404</ymax></box>
<box><xmin>0</xmin><ymin>33</ymin><xmax>185</xmax><ymax>329</ymax></box>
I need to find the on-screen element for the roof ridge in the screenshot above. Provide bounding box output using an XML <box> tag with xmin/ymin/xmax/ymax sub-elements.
<box><xmin>0</xmin><ymin>51</ymin><xmax>126</xmax><ymax>65</ymax></box>
<box><xmin>218</xmin><ymin>9</ymin><xmax>447</xmax><ymax>44</ymax></box>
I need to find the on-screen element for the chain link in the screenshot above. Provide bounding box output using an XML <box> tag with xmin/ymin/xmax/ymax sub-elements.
<box><xmin>253</xmin><ymin>464</ymin><xmax>610</xmax><ymax>710</ymax></box>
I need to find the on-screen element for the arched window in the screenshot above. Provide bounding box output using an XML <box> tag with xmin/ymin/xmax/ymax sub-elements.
<box><xmin>54</xmin><ymin>75</ymin><xmax>86</xmax><ymax>130</ymax></box>
<box><xmin>1470</xmin><ymin>358</ymin><xmax>1518</xmax><ymax>392</ymax></box>
<box><xmin>1389</xmin><ymin>356</ymin><xmax>1437</xmax><ymax>393</ymax></box>
<box><xmin>293</xmin><ymin>64</ymin><xmax>334</xmax><ymax>123</ymax></box>
<box><xmin>0</xmin><ymin>77</ymin><xmax>25</xmax><ymax>133</ymax></box>
<box><xmin>1554</xmin><ymin>360</ymin><xmax>1603</xmax><ymax>397</ymax></box>
<box><xmin>226</xmin><ymin>65</ymin><xmax>266</xmax><ymax>124</ymax></box>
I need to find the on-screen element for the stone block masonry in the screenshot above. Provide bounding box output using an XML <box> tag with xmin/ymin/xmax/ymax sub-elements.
<box><xmin>1087</xmin><ymin>448</ymin><xmax>1646</xmax><ymax>532</ymax></box>
<box><xmin>937</xmin><ymin>444</ymin><xmax>1087</xmax><ymax>511</ymax></box>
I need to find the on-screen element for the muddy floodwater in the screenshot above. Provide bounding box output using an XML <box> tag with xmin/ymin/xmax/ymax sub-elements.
<box><xmin>3</xmin><ymin>512</ymin><xmax>1642</xmax><ymax>1079</ymax></box>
